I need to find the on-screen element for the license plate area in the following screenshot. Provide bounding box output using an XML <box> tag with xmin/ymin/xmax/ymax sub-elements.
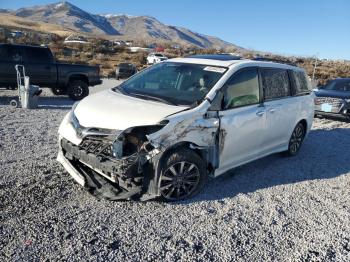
<box><xmin>321</xmin><ymin>103</ymin><xmax>333</xmax><ymax>112</ymax></box>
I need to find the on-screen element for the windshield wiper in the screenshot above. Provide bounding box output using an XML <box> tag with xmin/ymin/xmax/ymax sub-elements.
<box><xmin>128</xmin><ymin>92</ymin><xmax>178</xmax><ymax>106</ymax></box>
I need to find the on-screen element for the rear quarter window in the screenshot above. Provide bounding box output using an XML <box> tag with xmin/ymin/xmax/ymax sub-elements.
<box><xmin>0</xmin><ymin>45</ymin><xmax>22</xmax><ymax>63</ymax></box>
<box><xmin>292</xmin><ymin>70</ymin><xmax>310</xmax><ymax>95</ymax></box>
<box><xmin>25</xmin><ymin>47</ymin><xmax>53</xmax><ymax>63</ymax></box>
<box><xmin>261</xmin><ymin>68</ymin><xmax>291</xmax><ymax>100</ymax></box>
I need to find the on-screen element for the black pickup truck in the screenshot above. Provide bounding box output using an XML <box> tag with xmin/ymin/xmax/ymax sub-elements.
<box><xmin>0</xmin><ymin>44</ymin><xmax>102</xmax><ymax>100</ymax></box>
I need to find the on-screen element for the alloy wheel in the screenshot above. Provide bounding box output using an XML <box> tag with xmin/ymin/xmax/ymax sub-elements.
<box><xmin>160</xmin><ymin>161</ymin><xmax>200</xmax><ymax>201</ymax></box>
<box><xmin>289</xmin><ymin>124</ymin><xmax>304</xmax><ymax>154</ymax></box>
<box><xmin>73</xmin><ymin>85</ymin><xmax>83</xmax><ymax>98</ymax></box>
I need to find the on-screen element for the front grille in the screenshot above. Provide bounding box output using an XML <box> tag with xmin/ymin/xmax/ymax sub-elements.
<box><xmin>79</xmin><ymin>138</ymin><xmax>114</xmax><ymax>158</ymax></box>
<box><xmin>61</xmin><ymin>138</ymin><xmax>140</xmax><ymax>179</ymax></box>
<box><xmin>315</xmin><ymin>97</ymin><xmax>343</xmax><ymax>107</ymax></box>
<box><xmin>314</xmin><ymin>97</ymin><xmax>343</xmax><ymax>113</ymax></box>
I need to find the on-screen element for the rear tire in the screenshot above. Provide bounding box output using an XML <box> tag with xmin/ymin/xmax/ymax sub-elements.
<box><xmin>158</xmin><ymin>149</ymin><xmax>207</xmax><ymax>202</ymax></box>
<box><xmin>67</xmin><ymin>80</ymin><xmax>89</xmax><ymax>100</ymax></box>
<box><xmin>283</xmin><ymin>122</ymin><xmax>306</xmax><ymax>157</ymax></box>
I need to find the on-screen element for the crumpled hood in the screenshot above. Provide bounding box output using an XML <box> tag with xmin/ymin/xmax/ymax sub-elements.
<box><xmin>74</xmin><ymin>90</ymin><xmax>188</xmax><ymax>130</ymax></box>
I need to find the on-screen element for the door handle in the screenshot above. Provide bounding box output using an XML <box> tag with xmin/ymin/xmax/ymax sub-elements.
<box><xmin>256</xmin><ymin>111</ymin><xmax>265</xmax><ymax>117</ymax></box>
<box><xmin>269</xmin><ymin>108</ymin><xmax>277</xmax><ymax>113</ymax></box>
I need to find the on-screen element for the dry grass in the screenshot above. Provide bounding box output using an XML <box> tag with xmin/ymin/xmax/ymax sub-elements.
<box><xmin>0</xmin><ymin>14</ymin><xmax>77</xmax><ymax>37</ymax></box>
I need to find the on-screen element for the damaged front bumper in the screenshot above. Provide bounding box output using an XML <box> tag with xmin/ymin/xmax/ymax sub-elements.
<box><xmin>57</xmin><ymin>138</ymin><xmax>150</xmax><ymax>200</ymax></box>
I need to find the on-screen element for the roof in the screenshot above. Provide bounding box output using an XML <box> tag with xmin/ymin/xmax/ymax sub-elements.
<box><xmin>168</xmin><ymin>57</ymin><xmax>241</xmax><ymax>67</ymax></box>
<box><xmin>168</xmin><ymin>57</ymin><xmax>303</xmax><ymax>71</ymax></box>
<box><xmin>187</xmin><ymin>54</ymin><xmax>241</xmax><ymax>61</ymax></box>
<box><xmin>0</xmin><ymin>43</ymin><xmax>48</xmax><ymax>49</ymax></box>
<box><xmin>333</xmin><ymin>78</ymin><xmax>350</xmax><ymax>81</ymax></box>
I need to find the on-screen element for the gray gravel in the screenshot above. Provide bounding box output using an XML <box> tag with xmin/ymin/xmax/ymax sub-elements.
<box><xmin>1</xmin><ymin>82</ymin><xmax>350</xmax><ymax>261</ymax></box>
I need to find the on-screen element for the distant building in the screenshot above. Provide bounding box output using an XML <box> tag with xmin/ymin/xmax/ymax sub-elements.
<box><xmin>10</xmin><ymin>31</ymin><xmax>24</xmax><ymax>38</ymax></box>
<box><xmin>155</xmin><ymin>46</ymin><xmax>165</xmax><ymax>53</ymax></box>
<box><xmin>128</xmin><ymin>46</ymin><xmax>152</xmax><ymax>53</ymax></box>
<box><xmin>171</xmin><ymin>44</ymin><xmax>181</xmax><ymax>49</ymax></box>
<box><xmin>114</xmin><ymin>40</ymin><xmax>133</xmax><ymax>47</ymax></box>
<box><xmin>64</xmin><ymin>34</ymin><xmax>89</xmax><ymax>44</ymax></box>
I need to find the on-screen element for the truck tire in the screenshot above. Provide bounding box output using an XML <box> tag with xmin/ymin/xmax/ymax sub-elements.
<box><xmin>51</xmin><ymin>87</ymin><xmax>66</xmax><ymax>96</ymax></box>
<box><xmin>67</xmin><ymin>80</ymin><xmax>89</xmax><ymax>100</ymax></box>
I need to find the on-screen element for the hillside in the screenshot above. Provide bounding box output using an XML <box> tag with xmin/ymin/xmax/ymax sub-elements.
<box><xmin>0</xmin><ymin>13</ymin><xmax>78</xmax><ymax>37</ymax></box>
<box><xmin>0</xmin><ymin>1</ymin><xmax>240</xmax><ymax>50</ymax></box>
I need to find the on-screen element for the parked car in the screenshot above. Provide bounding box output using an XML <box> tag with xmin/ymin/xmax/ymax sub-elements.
<box><xmin>0</xmin><ymin>44</ymin><xmax>102</xmax><ymax>100</ymax></box>
<box><xmin>314</xmin><ymin>78</ymin><xmax>350</xmax><ymax>119</ymax></box>
<box><xmin>146</xmin><ymin>53</ymin><xmax>168</xmax><ymax>65</ymax></box>
<box><xmin>115</xmin><ymin>63</ymin><xmax>137</xmax><ymax>80</ymax></box>
<box><xmin>57</xmin><ymin>54</ymin><xmax>314</xmax><ymax>201</ymax></box>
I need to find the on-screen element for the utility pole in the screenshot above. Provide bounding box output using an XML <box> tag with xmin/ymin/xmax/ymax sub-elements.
<box><xmin>312</xmin><ymin>54</ymin><xmax>318</xmax><ymax>81</ymax></box>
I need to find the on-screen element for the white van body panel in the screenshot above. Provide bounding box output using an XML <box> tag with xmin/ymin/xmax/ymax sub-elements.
<box><xmin>57</xmin><ymin>57</ymin><xmax>315</xmax><ymax>200</ymax></box>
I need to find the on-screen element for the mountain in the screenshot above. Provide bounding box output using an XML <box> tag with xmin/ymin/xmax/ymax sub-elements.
<box><xmin>0</xmin><ymin>13</ymin><xmax>79</xmax><ymax>37</ymax></box>
<box><xmin>9</xmin><ymin>2</ymin><xmax>119</xmax><ymax>35</ymax></box>
<box><xmin>0</xmin><ymin>1</ymin><xmax>241</xmax><ymax>50</ymax></box>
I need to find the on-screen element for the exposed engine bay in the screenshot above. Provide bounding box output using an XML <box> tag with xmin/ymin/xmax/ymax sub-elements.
<box><xmin>58</xmin><ymin>112</ymin><xmax>220</xmax><ymax>200</ymax></box>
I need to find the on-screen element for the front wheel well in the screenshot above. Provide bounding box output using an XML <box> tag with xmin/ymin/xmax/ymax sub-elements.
<box><xmin>157</xmin><ymin>142</ymin><xmax>207</xmax><ymax>170</ymax></box>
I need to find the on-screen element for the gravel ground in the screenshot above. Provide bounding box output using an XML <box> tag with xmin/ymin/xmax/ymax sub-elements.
<box><xmin>1</xmin><ymin>81</ymin><xmax>350</xmax><ymax>261</ymax></box>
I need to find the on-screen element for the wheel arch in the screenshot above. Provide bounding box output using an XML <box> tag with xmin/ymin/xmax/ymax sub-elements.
<box><xmin>299</xmin><ymin>119</ymin><xmax>307</xmax><ymax>131</ymax></box>
<box><xmin>157</xmin><ymin>141</ymin><xmax>207</xmax><ymax>170</ymax></box>
<box><xmin>67</xmin><ymin>74</ymin><xmax>89</xmax><ymax>86</ymax></box>
<box><xmin>149</xmin><ymin>141</ymin><xmax>209</xmax><ymax>197</ymax></box>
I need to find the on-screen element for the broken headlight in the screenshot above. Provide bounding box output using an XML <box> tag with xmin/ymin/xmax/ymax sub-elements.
<box><xmin>69</xmin><ymin>102</ymin><xmax>80</xmax><ymax>129</ymax></box>
<box><xmin>112</xmin><ymin>136</ymin><xmax>124</xmax><ymax>158</ymax></box>
<box><xmin>111</xmin><ymin>121</ymin><xmax>169</xmax><ymax>158</ymax></box>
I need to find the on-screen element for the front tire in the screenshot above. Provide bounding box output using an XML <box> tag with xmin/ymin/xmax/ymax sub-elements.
<box><xmin>284</xmin><ymin>122</ymin><xmax>306</xmax><ymax>156</ymax></box>
<box><xmin>67</xmin><ymin>80</ymin><xmax>89</xmax><ymax>100</ymax></box>
<box><xmin>158</xmin><ymin>149</ymin><xmax>207</xmax><ymax>202</ymax></box>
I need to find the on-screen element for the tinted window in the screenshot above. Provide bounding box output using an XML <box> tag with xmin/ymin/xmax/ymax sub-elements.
<box><xmin>323</xmin><ymin>80</ymin><xmax>350</xmax><ymax>91</ymax></box>
<box><xmin>292</xmin><ymin>70</ymin><xmax>310</xmax><ymax>94</ymax></box>
<box><xmin>223</xmin><ymin>68</ymin><xmax>260</xmax><ymax>109</ymax></box>
<box><xmin>0</xmin><ymin>45</ymin><xmax>22</xmax><ymax>62</ymax></box>
<box><xmin>25</xmin><ymin>47</ymin><xmax>52</xmax><ymax>63</ymax></box>
<box><xmin>335</xmin><ymin>80</ymin><xmax>350</xmax><ymax>91</ymax></box>
<box><xmin>261</xmin><ymin>68</ymin><xmax>290</xmax><ymax>100</ymax></box>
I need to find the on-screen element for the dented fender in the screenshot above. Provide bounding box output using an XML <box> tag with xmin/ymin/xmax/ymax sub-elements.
<box><xmin>147</xmin><ymin>110</ymin><xmax>220</xmax><ymax>150</ymax></box>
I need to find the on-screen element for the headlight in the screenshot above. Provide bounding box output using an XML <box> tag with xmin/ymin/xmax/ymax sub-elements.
<box><xmin>69</xmin><ymin>102</ymin><xmax>80</xmax><ymax>130</ymax></box>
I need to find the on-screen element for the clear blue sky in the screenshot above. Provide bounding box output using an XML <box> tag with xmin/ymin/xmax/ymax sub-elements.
<box><xmin>1</xmin><ymin>0</ymin><xmax>349</xmax><ymax>60</ymax></box>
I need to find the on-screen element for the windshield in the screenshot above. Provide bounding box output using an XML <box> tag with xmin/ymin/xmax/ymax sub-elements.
<box><xmin>322</xmin><ymin>80</ymin><xmax>350</xmax><ymax>91</ymax></box>
<box><xmin>115</xmin><ymin>62</ymin><xmax>226</xmax><ymax>106</ymax></box>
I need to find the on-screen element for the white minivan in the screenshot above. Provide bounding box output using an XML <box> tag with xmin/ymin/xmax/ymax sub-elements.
<box><xmin>57</xmin><ymin>54</ymin><xmax>314</xmax><ymax>201</ymax></box>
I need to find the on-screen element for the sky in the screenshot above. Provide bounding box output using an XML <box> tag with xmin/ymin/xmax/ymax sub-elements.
<box><xmin>0</xmin><ymin>0</ymin><xmax>349</xmax><ymax>60</ymax></box>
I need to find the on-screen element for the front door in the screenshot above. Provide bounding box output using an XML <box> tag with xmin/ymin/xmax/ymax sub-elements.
<box><xmin>215</xmin><ymin>67</ymin><xmax>266</xmax><ymax>176</ymax></box>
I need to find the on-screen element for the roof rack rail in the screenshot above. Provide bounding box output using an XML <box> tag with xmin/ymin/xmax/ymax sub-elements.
<box><xmin>252</xmin><ymin>57</ymin><xmax>297</xmax><ymax>66</ymax></box>
<box><xmin>186</xmin><ymin>54</ymin><xmax>242</xmax><ymax>61</ymax></box>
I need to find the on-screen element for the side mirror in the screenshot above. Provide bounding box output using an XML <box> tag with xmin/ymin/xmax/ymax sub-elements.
<box><xmin>209</xmin><ymin>91</ymin><xmax>224</xmax><ymax>111</ymax></box>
